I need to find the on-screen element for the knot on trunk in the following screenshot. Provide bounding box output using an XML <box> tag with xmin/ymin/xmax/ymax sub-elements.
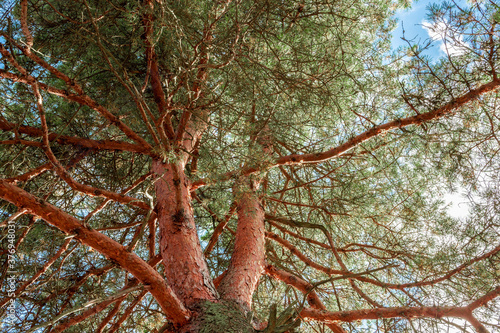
<box><xmin>172</xmin><ymin>208</ymin><xmax>191</xmax><ymax>231</ymax></box>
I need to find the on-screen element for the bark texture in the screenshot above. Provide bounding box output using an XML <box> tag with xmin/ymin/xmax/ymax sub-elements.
<box><xmin>0</xmin><ymin>180</ymin><xmax>190</xmax><ymax>325</ymax></box>
<box><xmin>175</xmin><ymin>300</ymin><xmax>256</xmax><ymax>333</ymax></box>
<box><xmin>152</xmin><ymin>160</ymin><xmax>218</xmax><ymax>308</ymax></box>
<box><xmin>218</xmin><ymin>183</ymin><xmax>266</xmax><ymax>312</ymax></box>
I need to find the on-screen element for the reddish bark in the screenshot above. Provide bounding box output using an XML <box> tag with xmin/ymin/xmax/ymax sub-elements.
<box><xmin>203</xmin><ymin>202</ymin><xmax>236</xmax><ymax>255</ymax></box>
<box><xmin>213</xmin><ymin>270</ymin><xmax>227</xmax><ymax>289</ymax></box>
<box><xmin>300</xmin><ymin>306</ymin><xmax>470</xmax><ymax>323</ymax></box>
<box><xmin>0</xmin><ymin>239</ymin><xmax>72</xmax><ymax>308</ymax></box>
<box><xmin>0</xmin><ymin>180</ymin><xmax>190</xmax><ymax>326</ymax></box>
<box><xmin>152</xmin><ymin>160</ymin><xmax>217</xmax><ymax>308</ymax></box>
<box><xmin>142</xmin><ymin>0</ymin><xmax>175</xmax><ymax>141</ymax></box>
<box><xmin>50</xmin><ymin>285</ymin><xmax>142</xmax><ymax>333</ymax></box>
<box><xmin>0</xmin><ymin>67</ymin><xmax>158</xmax><ymax>149</ymax></box>
<box><xmin>216</xmin><ymin>126</ymin><xmax>272</xmax><ymax>312</ymax></box>
<box><xmin>174</xmin><ymin>30</ymin><xmax>211</xmax><ymax>147</ymax></box>
<box><xmin>0</xmin><ymin>208</ymin><xmax>27</xmax><ymax>228</ymax></box>
<box><xmin>467</xmin><ymin>285</ymin><xmax>500</xmax><ymax>310</ymax></box>
<box><xmin>5</xmin><ymin>149</ymin><xmax>90</xmax><ymax>184</ymax></box>
<box><xmin>4</xmin><ymin>163</ymin><xmax>51</xmax><ymax>183</ymax></box>
<box><xmin>276</xmin><ymin>78</ymin><xmax>500</xmax><ymax>166</ymax></box>
<box><xmin>50</xmin><ymin>294</ymin><xmax>127</xmax><ymax>333</ymax></box>
<box><xmin>25</xmin><ymin>87</ymin><xmax>149</xmax><ymax>209</ymax></box>
<box><xmin>18</xmin><ymin>85</ymin><xmax>147</xmax><ymax>213</ymax></box>
<box><xmin>96</xmin><ymin>299</ymin><xmax>124</xmax><ymax>333</ymax></box>
<box><xmin>265</xmin><ymin>265</ymin><xmax>327</xmax><ymax>310</ymax></box>
<box><xmin>217</xmin><ymin>187</ymin><xmax>266</xmax><ymax>312</ymax></box>
<box><xmin>3</xmin><ymin>4</ymin><xmax>499</xmax><ymax>331</ymax></box>
<box><xmin>148</xmin><ymin>212</ymin><xmax>157</xmax><ymax>259</ymax></box>
<box><xmin>20</xmin><ymin>0</ymin><xmax>33</xmax><ymax>50</ymax></box>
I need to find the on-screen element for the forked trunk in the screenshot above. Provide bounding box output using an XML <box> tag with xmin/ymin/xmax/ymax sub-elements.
<box><xmin>153</xmin><ymin>161</ymin><xmax>266</xmax><ymax>331</ymax></box>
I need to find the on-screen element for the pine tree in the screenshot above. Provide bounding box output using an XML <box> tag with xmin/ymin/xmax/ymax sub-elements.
<box><xmin>1</xmin><ymin>0</ymin><xmax>499</xmax><ymax>332</ymax></box>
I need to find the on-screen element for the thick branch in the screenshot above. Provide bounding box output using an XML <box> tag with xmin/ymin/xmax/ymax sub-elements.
<box><xmin>276</xmin><ymin>78</ymin><xmax>500</xmax><ymax>165</ymax></box>
<box><xmin>0</xmin><ymin>42</ymin><xmax>151</xmax><ymax>149</ymax></box>
<box><xmin>300</xmin><ymin>306</ymin><xmax>469</xmax><ymax>323</ymax></box>
<box><xmin>467</xmin><ymin>285</ymin><xmax>500</xmax><ymax>311</ymax></box>
<box><xmin>20</xmin><ymin>0</ymin><xmax>33</xmax><ymax>50</ymax></box>
<box><xmin>142</xmin><ymin>0</ymin><xmax>175</xmax><ymax>141</ymax></box>
<box><xmin>218</xmin><ymin>125</ymin><xmax>273</xmax><ymax>311</ymax></box>
<box><xmin>0</xmin><ymin>180</ymin><xmax>190</xmax><ymax>325</ymax></box>
<box><xmin>31</xmin><ymin>84</ymin><xmax>149</xmax><ymax>211</ymax></box>
<box><xmin>152</xmin><ymin>160</ymin><xmax>217</xmax><ymax>308</ymax></box>
<box><xmin>174</xmin><ymin>28</ymin><xmax>211</xmax><ymax>146</ymax></box>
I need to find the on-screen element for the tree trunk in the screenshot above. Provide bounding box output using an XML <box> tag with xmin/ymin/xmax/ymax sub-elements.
<box><xmin>153</xmin><ymin>161</ymin><xmax>267</xmax><ymax>331</ymax></box>
<box><xmin>152</xmin><ymin>160</ymin><xmax>218</xmax><ymax>308</ymax></box>
<box><xmin>217</xmin><ymin>182</ymin><xmax>266</xmax><ymax>313</ymax></box>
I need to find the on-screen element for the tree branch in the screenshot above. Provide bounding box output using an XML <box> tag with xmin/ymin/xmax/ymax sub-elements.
<box><xmin>265</xmin><ymin>265</ymin><xmax>347</xmax><ymax>333</ymax></box>
<box><xmin>0</xmin><ymin>40</ymin><xmax>151</xmax><ymax>149</ymax></box>
<box><xmin>32</xmin><ymin>285</ymin><xmax>142</xmax><ymax>333</ymax></box>
<box><xmin>0</xmin><ymin>180</ymin><xmax>190</xmax><ymax>326</ymax></box>
<box><xmin>142</xmin><ymin>0</ymin><xmax>175</xmax><ymax>141</ymax></box>
<box><xmin>0</xmin><ymin>238</ymin><xmax>72</xmax><ymax>308</ymax></box>
<box><xmin>266</xmin><ymin>231</ymin><xmax>345</xmax><ymax>275</ymax></box>
<box><xmin>300</xmin><ymin>287</ymin><xmax>500</xmax><ymax>332</ymax></box>
<box><xmin>192</xmin><ymin>78</ymin><xmax>500</xmax><ymax>190</ymax></box>
<box><xmin>0</xmin><ymin>114</ymin><xmax>151</xmax><ymax>156</ymax></box>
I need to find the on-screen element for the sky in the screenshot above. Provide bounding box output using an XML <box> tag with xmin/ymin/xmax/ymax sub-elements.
<box><xmin>391</xmin><ymin>0</ymin><xmax>473</xmax><ymax>220</ymax></box>
<box><xmin>392</xmin><ymin>0</ymin><xmax>440</xmax><ymax>53</ymax></box>
<box><xmin>392</xmin><ymin>0</ymin><xmax>470</xmax><ymax>58</ymax></box>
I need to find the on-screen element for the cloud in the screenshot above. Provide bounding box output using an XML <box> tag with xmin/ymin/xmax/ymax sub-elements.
<box><xmin>442</xmin><ymin>192</ymin><xmax>470</xmax><ymax>219</ymax></box>
<box><xmin>422</xmin><ymin>20</ymin><xmax>469</xmax><ymax>56</ymax></box>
